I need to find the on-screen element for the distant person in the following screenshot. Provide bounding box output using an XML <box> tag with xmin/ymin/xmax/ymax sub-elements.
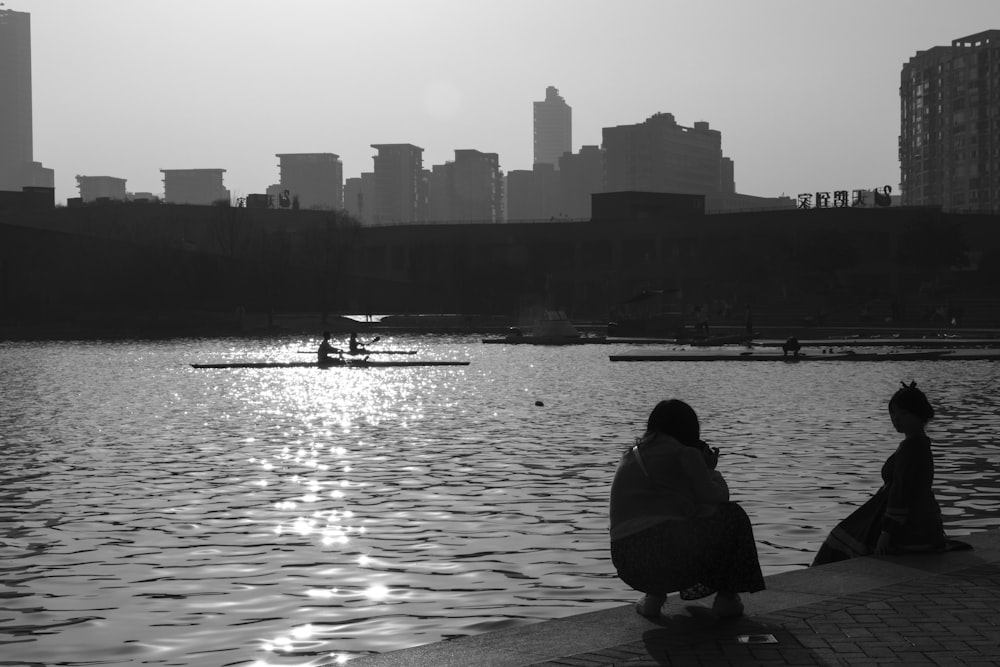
<box><xmin>317</xmin><ymin>331</ymin><xmax>335</xmax><ymax>364</ymax></box>
<box><xmin>348</xmin><ymin>332</ymin><xmax>364</xmax><ymax>355</ymax></box>
<box><xmin>781</xmin><ymin>336</ymin><xmax>801</xmax><ymax>357</ymax></box>
<box><xmin>609</xmin><ymin>399</ymin><xmax>765</xmax><ymax>618</ymax></box>
<box><xmin>744</xmin><ymin>306</ymin><xmax>753</xmax><ymax>338</ymax></box>
<box><xmin>812</xmin><ymin>382</ymin><xmax>971</xmax><ymax>566</ymax></box>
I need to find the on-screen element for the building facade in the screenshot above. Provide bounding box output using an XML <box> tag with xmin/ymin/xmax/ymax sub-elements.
<box><xmin>427</xmin><ymin>149</ymin><xmax>503</xmax><ymax>222</ymax></box>
<box><xmin>533</xmin><ymin>86</ymin><xmax>572</xmax><ymax>169</ymax></box>
<box><xmin>160</xmin><ymin>169</ymin><xmax>230</xmax><ymax>205</ymax></box>
<box><xmin>344</xmin><ymin>172</ymin><xmax>376</xmax><ymax>225</ymax></box>
<box><xmin>275</xmin><ymin>153</ymin><xmax>343</xmax><ymax>210</ymax></box>
<box><xmin>0</xmin><ymin>9</ymin><xmax>52</xmax><ymax>193</ymax></box>
<box><xmin>602</xmin><ymin>113</ymin><xmax>733</xmax><ymax>196</ymax></box>
<box><xmin>371</xmin><ymin>144</ymin><xmax>425</xmax><ymax>224</ymax></box>
<box><xmin>76</xmin><ymin>176</ymin><xmax>127</xmax><ymax>202</ymax></box>
<box><xmin>558</xmin><ymin>145</ymin><xmax>604</xmax><ymax>219</ymax></box>
<box><xmin>900</xmin><ymin>30</ymin><xmax>1000</xmax><ymax>213</ymax></box>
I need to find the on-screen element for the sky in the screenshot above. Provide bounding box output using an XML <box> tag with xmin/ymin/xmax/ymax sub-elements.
<box><xmin>14</xmin><ymin>0</ymin><xmax>1000</xmax><ymax>205</ymax></box>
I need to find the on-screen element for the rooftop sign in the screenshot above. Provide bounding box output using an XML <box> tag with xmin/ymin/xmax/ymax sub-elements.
<box><xmin>797</xmin><ymin>186</ymin><xmax>893</xmax><ymax>209</ymax></box>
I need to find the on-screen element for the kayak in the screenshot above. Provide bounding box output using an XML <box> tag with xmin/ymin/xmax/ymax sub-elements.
<box><xmin>192</xmin><ymin>359</ymin><xmax>469</xmax><ymax>369</ymax></box>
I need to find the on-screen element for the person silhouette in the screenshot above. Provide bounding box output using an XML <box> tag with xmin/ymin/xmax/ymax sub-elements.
<box><xmin>609</xmin><ymin>399</ymin><xmax>765</xmax><ymax>618</ymax></box>
<box><xmin>812</xmin><ymin>382</ymin><xmax>971</xmax><ymax>565</ymax></box>
<box><xmin>317</xmin><ymin>331</ymin><xmax>335</xmax><ymax>364</ymax></box>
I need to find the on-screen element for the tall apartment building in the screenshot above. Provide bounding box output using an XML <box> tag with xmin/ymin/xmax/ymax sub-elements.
<box><xmin>558</xmin><ymin>145</ymin><xmax>604</xmax><ymax>219</ymax></box>
<box><xmin>899</xmin><ymin>30</ymin><xmax>1000</xmax><ymax>213</ymax></box>
<box><xmin>160</xmin><ymin>169</ymin><xmax>230</xmax><ymax>205</ymax></box>
<box><xmin>506</xmin><ymin>164</ymin><xmax>560</xmax><ymax>221</ymax></box>
<box><xmin>427</xmin><ymin>149</ymin><xmax>503</xmax><ymax>222</ymax></box>
<box><xmin>0</xmin><ymin>9</ymin><xmax>52</xmax><ymax>192</ymax></box>
<box><xmin>344</xmin><ymin>172</ymin><xmax>376</xmax><ymax>224</ymax></box>
<box><xmin>533</xmin><ymin>86</ymin><xmax>572</xmax><ymax>169</ymax></box>
<box><xmin>602</xmin><ymin>113</ymin><xmax>733</xmax><ymax>196</ymax></box>
<box><xmin>275</xmin><ymin>153</ymin><xmax>343</xmax><ymax>210</ymax></box>
<box><xmin>371</xmin><ymin>144</ymin><xmax>425</xmax><ymax>223</ymax></box>
<box><xmin>76</xmin><ymin>175</ymin><xmax>127</xmax><ymax>202</ymax></box>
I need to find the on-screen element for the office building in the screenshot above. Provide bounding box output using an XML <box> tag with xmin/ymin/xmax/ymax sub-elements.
<box><xmin>900</xmin><ymin>30</ymin><xmax>1000</xmax><ymax>213</ymax></box>
<box><xmin>602</xmin><ymin>113</ymin><xmax>733</xmax><ymax>195</ymax></box>
<box><xmin>275</xmin><ymin>153</ymin><xmax>343</xmax><ymax>210</ymax></box>
<box><xmin>76</xmin><ymin>175</ymin><xmax>127</xmax><ymax>202</ymax></box>
<box><xmin>371</xmin><ymin>144</ymin><xmax>425</xmax><ymax>223</ymax></box>
<box><xmin>428</xmin><ymin>149</ymin><xmax>503</xmax><ymax>222</ymax></box>
<box><xmin>534</xmin><ymin>86</ymin><xmax>572</xmax><ymax>169</ymax></box>
<box><xmin>161</xmin><ymin>169</ymin><xmax>229</xmax><ymax>205</ymax></box>
<box><xmin>0</xmin><ymin>9</ymin><xmax>52</xmax><ymax>192</ymax></box>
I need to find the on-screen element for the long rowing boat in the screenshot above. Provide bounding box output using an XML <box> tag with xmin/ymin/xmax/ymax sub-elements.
<box><xmin>192</xmin><ymin>359</ymin><xmax>469</xmax><ymax>369</ymax></box>
<box><xmin>296</xmin><ymin>349</ymin><xmax>417</xmax><ymax>355</ymax></box>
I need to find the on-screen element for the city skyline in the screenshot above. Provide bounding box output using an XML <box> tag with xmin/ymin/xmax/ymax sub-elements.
<box><xmin>12</xmin><ymin>0</ymin><xmax>1000</xmax><ymax>205</ymax></box>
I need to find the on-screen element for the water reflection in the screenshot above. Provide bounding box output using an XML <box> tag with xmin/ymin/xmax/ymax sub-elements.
<box><xmin>1</xmin><ymin>337</ymin><xmax>998</xmax><ymax>665</ymax></box>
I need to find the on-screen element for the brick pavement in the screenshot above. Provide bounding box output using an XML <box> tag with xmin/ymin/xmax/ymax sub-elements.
<box><xmin>349</xmin><ymin>529</ymin><xmax>1000</xmax><ymax>666</ymax></box>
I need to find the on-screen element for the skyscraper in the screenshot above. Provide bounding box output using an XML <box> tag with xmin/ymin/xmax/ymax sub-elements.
<box><xmin>899</xmin><ymin>30</ymin><xmax>1000</xmax><ymax>213</ymax></box>
<box><xmin>0</xmin><ymin>9</ymin><xmax>52</xmax><ymax>192</ymax></box>
<box><xmin>533</xmin><ymin>86</ymin><xmax>572</xmax><ymax>169</ymax></box>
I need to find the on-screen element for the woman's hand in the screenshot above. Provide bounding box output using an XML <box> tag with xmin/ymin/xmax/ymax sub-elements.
<box><xmin>875</xmin><ymin>531</ymin><xmax>892</xmax><ymax>555</ymax></box>
<box><xmin>699</xmin><ymin>441</ymin><xmax>720</xmax><ymax>470</ymax></box>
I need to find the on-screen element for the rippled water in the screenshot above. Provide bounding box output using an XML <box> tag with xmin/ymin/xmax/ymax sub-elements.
<box><xmin>2</xmin><ymin>335</ymin><xmax>999</xmax><ymax>665</ymax></box>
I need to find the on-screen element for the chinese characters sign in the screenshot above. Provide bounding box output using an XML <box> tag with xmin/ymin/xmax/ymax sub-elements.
<box><xmin>797</xmin><ymin>186</ymin><xmax>893</xmax><ymax>210</ymax></box>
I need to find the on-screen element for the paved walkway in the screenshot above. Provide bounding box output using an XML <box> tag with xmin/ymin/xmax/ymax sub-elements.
<box><xmin>349</xmin><ymin>528</ymin><xmax>1000</xmax><ymax>666</ymax></box>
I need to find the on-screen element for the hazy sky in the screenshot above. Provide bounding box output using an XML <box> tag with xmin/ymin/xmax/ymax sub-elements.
<box><xmin>17</xmin><ymin>0</ymin><xmax>1000</xmax><ymax>204</ymax></box>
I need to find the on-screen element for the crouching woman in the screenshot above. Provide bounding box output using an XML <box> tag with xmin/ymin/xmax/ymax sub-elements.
<box><xmin>609</xmin><ymin>399</ymin><xmax>765</xmax><ymax>618</ymax></box>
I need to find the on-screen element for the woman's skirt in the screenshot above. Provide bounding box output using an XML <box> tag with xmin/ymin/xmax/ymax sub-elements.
<box><xmin>812</xmin><ymin>488</ymin><xmax>966</xmax><ymax>566</ymax></box>
<box><xmin>610</xmin><ymin>502</ymin><xmax>765</xmax><ymax>600</ymax></box>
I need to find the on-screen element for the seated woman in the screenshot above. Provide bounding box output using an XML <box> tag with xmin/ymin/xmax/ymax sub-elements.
<box><xmin>609</xmin><ymin>399</ymin><xmax>765</xmax><ymax>618</ymax></box>
<box><xmin>812</xmin><ymin>381</ymin><xmax>971</xmax><ymax>566</ymax></box>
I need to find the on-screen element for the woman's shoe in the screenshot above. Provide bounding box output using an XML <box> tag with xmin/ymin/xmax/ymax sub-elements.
<box><xmin>635</xmin><ymin>594</ymin><xmax>666</xmax><ymax>617</ymax></box>
<box><xmin>711</xmin><ymin>592</ymin><xmax>744</xmax><ymax>619</ymax></box>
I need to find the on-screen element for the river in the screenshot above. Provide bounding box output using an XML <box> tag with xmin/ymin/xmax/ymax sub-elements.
<box><xmin>2</xmin><ymin>334</ymin><xmax>999</xmax><ymax>665</ymax></box>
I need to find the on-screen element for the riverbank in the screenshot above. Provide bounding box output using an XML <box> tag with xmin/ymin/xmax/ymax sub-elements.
<box><xmin>4</xmin><ymin>310</ymin><xmax>1000</xmax><ymax>343</ymax></box>
<box><xmin>349</xmin><ymin>527</ymin><xmax>1000</xmax><ymax>666</ymax></box>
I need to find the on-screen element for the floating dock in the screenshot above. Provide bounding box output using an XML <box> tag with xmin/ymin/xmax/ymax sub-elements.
<box><xmin>609</xmin><ymin>349</ymin><xmax>1000</xmax><ymax>362</ymax></box>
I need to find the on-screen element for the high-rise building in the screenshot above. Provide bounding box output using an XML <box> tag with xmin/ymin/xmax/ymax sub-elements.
<box><xmin>506</xmin><ymin>164</ymin><xmax>560</xmax><ymax>221</ymax></box>
<box><xmin>899</xmin><ymin>30</ymin><xmax>1000</xmax><ymax>213</ymax></box>
<box><xmin>161</xmin><ymin>169</ymin><xmax>230</xmax><ymax>205</ymax></box>
<box><xmin>344</xmin><ymin>172</ymin><xmax>376</xmax><ymax>224</ymax></box>
<box><xmin>427</xmin><ymin>149</ymin><xmax>503</xmax><ymax>222</ymax></box>
<box><xmin>275</xmin><ymin>153</ymin><xmax>343</xmax><ymax>210</ymax></box>
<box><xmin>76</xmin><ymin>175</ymin><xmax>127</xmax><ymax>202</ymax></box>
<box><xmin>533</xmin><ymin>86</ymin><xmax>572</xmax><ymax>169</ymax></box>
<box><xmin>558</xmin><ymin>145</ymin><xmax>604</xmax><ymax>219</ymax></box>
<box><xmin>371</xmin><ymin>144</ymin><xmax>425</xmax><ymax>223</ymax></box>
<box><xmin>0</xmin><ymin>9</ymin><xmax>52</xmax><ymax>192</ymax></box>
<box><xmin>602</xmin><ymin>113</ymin><xmax>732</xmax><ymax>196</ymax></box>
